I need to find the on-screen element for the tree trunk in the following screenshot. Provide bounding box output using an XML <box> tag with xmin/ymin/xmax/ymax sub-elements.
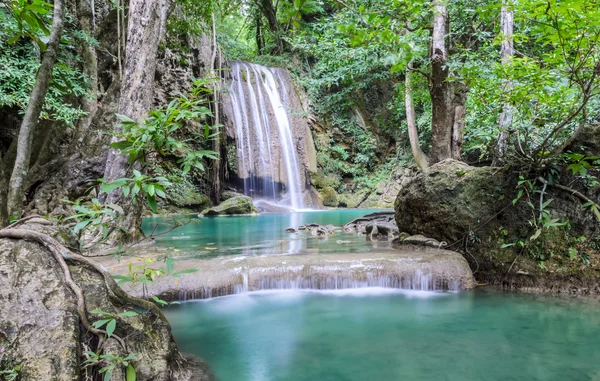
<box><xmin>0</xmin><ymin>153</ymin><xmax>8</xmax><ymax>227</ymax></box>
<box><xmin>429</xmin><ymin>0</ymin><xmax>452</xmax><ymax>164</ymax></box>
<box><xmin>210</xmin><ymin>15</ymin><xmax>222</xmax><ymax>204</ymax></box>
<box><xmin>102</xmin><ymin>0</ymin><xmax>169</xmax><ymax>242</ymax></box>
<box><xmin>6</xmin><ymin>0</ymin><xmax>65</xmax><ymax>219</ymax></box>
<box><xmin>493</xmin><ymin>1</ymin><xmax>514</xmax><ymax>166</ymax></box>
<box><xmin>405</xmin><ymin>69</ymin><xmax>429</xmax><ymax>170</ymax></box>
<box><xmin>258</xmin><ymin>0</ymin><xmax>278</xmax><ymax>34</ymax></box>
<box><xmin>429</xmin><ymin>0</ymin><xmax>467</xmax><ymax>163</ymax></box>
<box><xmin>72</xmin><ymin>0</ymin><xmax>99</xmax><ymax>147</ymax></box>
<box><xmin>451</xmin><ymin>105</ymin><xmax>466</xmax><ymax>159</ymax></box>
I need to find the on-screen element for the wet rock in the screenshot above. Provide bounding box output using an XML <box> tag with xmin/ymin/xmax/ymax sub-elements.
<box><xmin>255</xmin><ymin>200</ymin><xmax>294</xmax><ymax>213</ymax></box>
<box><xmin>343</xmin><ymin>212</ymin><xmax>396</xmax><ymax>235</ymax></box>
<box><xmin>201</xmin><ymin>196</ymin><xmax>258</xmax><ymax>216</ymax></box>
<box><xmin>365</xmin><ymin>221</ymin><xmax>399</xmax><ymax>241</ymax></box>
<box><xmin>105</xmin><ymin>249</ymin><xmax>477</xmax><ymax>300</ymax></box>
<box><xmin>285</xmin><ymin>228</ymin><xmax>296</xmax><ymax>233</ymax></box>
<box><xmin>221</xmin><ymin>190</ymin><xmax>245</xmax><ymax>201</ymax></box>
<box><xmin>399</xmin><ymin>234</ymin><xmax>447</xmax><ymax>248</ymax></box>
<box><xmin>298</xmin><ymin>223</ymin><xmax>335</xmax><ymax>238</ymax></box>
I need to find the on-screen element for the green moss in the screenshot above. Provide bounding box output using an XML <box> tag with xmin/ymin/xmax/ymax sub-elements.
<box><xmin>319</xmin><ymin>187</ymin><xmax>338</xmax><ymax>207</ymax></box>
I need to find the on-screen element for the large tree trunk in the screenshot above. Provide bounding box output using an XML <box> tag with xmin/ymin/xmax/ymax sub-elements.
<box><xmin>6</xmin><ymin>0</ymin><xmax>65</xmax><ymax>219</ymax></box>
<box><xmin>493</xmin><ymin>1</ymin><xmax>514</xmax><ymax>166</ymax></box>
<box><xmin>102</xmin><ymin>0</ymin><xmax>169</xmax><ymax>242</ymax></box>
<box><xmin>405</xmin><ymin>69</ymin><xmax>429</xmax><ymax>170</ymax></box>
<box><xmin>429</xmin><ymin>0</ymin><xmax>466</xmax><ymax>163</ymax></box>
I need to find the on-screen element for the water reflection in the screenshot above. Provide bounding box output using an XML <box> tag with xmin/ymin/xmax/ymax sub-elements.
<box><xmin>142</xmin><ymin>209</ymin><xmax>393</xmax><ymax>257</ymax></box>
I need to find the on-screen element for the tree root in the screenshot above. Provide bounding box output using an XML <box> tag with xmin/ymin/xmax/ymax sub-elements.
<box><xmin>537</xmin><ymin>177</ymin><xmax>600</xmax><ymax>221</ymax></box>
<box><xmin>0</xmin><ymin>226</ymin><xmax>167</xmax><ymax>354</ymax></box>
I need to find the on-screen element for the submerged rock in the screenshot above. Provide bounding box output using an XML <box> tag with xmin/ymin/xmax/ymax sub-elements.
<box><xmin>0</xmin><ymin>221</ymin><xmax>213</xmax><ymax>380</ymax></box>
<box><xmin>298</xmin><ymin>223</ymin><xmax>336</xmax><ymax>237</ymax></box>
<box><xmin>344</xmin><ymin>212</ymin><xmax>398</xmax><ymax>240</ymax></box>
<box><xmin>200</xmin><ymin>196</ymin><xmax>258</xmax><ymax>216</ymax></box>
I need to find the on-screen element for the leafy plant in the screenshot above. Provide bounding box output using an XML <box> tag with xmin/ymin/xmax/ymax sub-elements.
<box><xmin>91</xmin><ymin>309</ymin><xmax>139</xmax><ymax>338</ymax></box>
<box><xmin>111</xmin><ymin>78</ymin><xmax>219</xmax><ymax>175</ymax></box>
<box><xmin>83</xmin><ymin>351</ymin><xmax>137</xmax><ymax>381</ymax></box>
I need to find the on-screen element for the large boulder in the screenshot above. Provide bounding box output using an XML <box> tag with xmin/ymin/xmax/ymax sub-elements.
<box><xmin>0</xmin><ymin>221</ymin><xmax>213</xmax><ymax>380</ymax></box>
<box><xmin>200</xmin><ymin>196</ymin><xmax>258</xmax><ymax>216</ymax></box>
<box><xmin>394</xmin><ymin>159</ymin><xmax>600</xmax><ymax>295</ymax></box>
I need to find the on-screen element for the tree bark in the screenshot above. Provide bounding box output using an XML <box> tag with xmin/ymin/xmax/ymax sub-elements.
<box><xmin>451</xmin><ymin>105</ymin><xmax>466</xmax><ymax>160</ymax></box>
<box><xmin>429</xmin><ymin>0</ymin><xmax>452</xmax><ymax>164</ymax></box>
<box><xmin>0</xmin><ymin>153</ymin><xmax>8</xmax><ymax>227</ymax></box>
<box><xmin>405</xmin><ymin>69</ymin><xmax>429</xmax><ymax>170</ymax></box>
<box><xmin>102</xmin><ymin>0</ymin><xmax>169</xmax><ymax>242</ymax></box>
<box><xmin>493</xmin><ymin>1</ymin><xmax>514</xmax><ymax>166</ymax></box>
<box><xmin>72</xmin><ymin>0</ymin><xmax>99</xmax><ymax>147</ymax></box>
<box><xmin>210</xmin><ymin>14</ymin><xmax>222</xmax><ymax>203</ymax></box>
<box><xmin>429</xmin><ymin>0</ymin><xmax>467</xmax><ymax>163</ymax></box>
<box><xmin>6</xmin><ymin>0</ymin><xmax>65</xmax><ymax>219</ymax></box>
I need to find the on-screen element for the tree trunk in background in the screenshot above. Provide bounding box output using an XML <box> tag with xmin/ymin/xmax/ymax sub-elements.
<box><xmin>210</xmin><ymin>15</ymin><xmax>222</xmax><ymax>204</ymax></box>
<box><xmin>72</xmin><ymin>0</ymin><xmax>99</xmax><ymax>147</ymax></box>
<box><xmin>258</xmin><ymin>0</ymin><xmax>278</xmax><ymax>34</ymax></box>
<box><xmin>405</xmin><ymin>69</ymin><xmax>429</xmax><ymax>170</ymax></box>
<box><xmin>6</xmin><ymin>0</ymin><xmax>65</xmax><ymax>219</ymax></box>
<box><xmin>493</xmin><ymin>1</ymin><xmax>514</xmax><ymax>166</ymax></box>
<box><xmin>429</xmin><ymin>0</ymin><xmax>467</xmax><ymax>164</ymax></box>
<box><xmin>103</xmin><ymin>0</ymin><xmax>169</xmax><ymax>241</ymax></box>
<box><xmin>0</xmin><ymin>154</ymin><xmax>8</xmax><ymax>227</ymax></box>
<box><xmin>429</xmin><ymin>0</ymin><xmax>452</xmax><ymax>164</ymax></box>
<box><xmin>451</xmin><ymin>105</ymin><xmax>466</xmax><ymax>160</ymax></box>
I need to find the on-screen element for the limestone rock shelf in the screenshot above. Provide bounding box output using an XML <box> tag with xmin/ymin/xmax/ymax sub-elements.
<box><xmin>100</xmin><ymin>248</ymin><xmax>476</xmax><ymax>302</ymax></box>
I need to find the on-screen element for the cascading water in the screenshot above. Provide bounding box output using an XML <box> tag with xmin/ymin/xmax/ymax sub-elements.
<box><xmin>229</xmin><ymin>62</ymin><xmax>305</xmax><ymax>209</ymax></box>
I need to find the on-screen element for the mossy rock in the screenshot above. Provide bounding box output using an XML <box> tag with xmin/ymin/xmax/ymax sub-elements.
<box><xmin>319</xmin><ymin>186</ymin><xmax>338</xmax><ymax>207</ymax></box>
<box><xmin>221</xmin><ymin>190</ymin><xmax>245</xmax><ymax>201</ymax></box>
<box><xmin>201</xmin><ymin>196</ymin><xmax>258</xmax><ymax>216</ymax></box>
<box><xmin>338</xmin><ymin>191</ymin><xmax>367</xmax><ymax>208</ymax></box>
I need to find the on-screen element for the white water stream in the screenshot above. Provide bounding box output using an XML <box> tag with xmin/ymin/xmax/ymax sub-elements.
<box><xmin>229</xmin><ymin>62</ymin><xmax>304</xmax><ymax>209</ymax></box>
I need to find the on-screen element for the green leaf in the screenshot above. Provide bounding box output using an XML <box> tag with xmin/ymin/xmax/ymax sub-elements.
<box><xmin>103</xmin><ymin>370</ymin><xmax>113</xmax><ymax>381</ymax></box>
<box><xmin>93</xmin><ymin>319</ymin><xmax>111</xmax><ymax>329</ymax></box>
<box><xmin>147</xmin><ymin>195</ymin><xmax>158</xmax><ymax>213</ymax></box>
<box><xmin>74</xmin><ymin>220</ymin><xmax>91</xmax><ymax>234</ymax></box>
<box><xmin>117</xmin><ymin>114</ymin><xmax>137</xmax><ymax>123</ymax></box>
<box><xmin>166</xmin><ymin>257</ymin><xmax>175</xmax><ymax>274</ymax></box>
<box><xmin>110</xmin><ymin>141</ymin><xmax>133</xmax><ymax>150</ymax></box>
<box><xmin>105</xmin><ymin>319</ymin><xmax>116</xmax><ymax>338</ymax></box>
<box><xmin>126</xmin><ymin>364</ymin><xmax>137</xmax><ymax>381</ymax></box>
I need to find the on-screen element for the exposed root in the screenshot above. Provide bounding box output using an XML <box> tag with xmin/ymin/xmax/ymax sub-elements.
<box><xmin>537</xmin><ymin>177</ymin><xmax>600</xmax><ymax>221</ymax></box>
<box><xmin>0</xmin><ymin>226</ymin><xmax>167</xmax><ymax>359</ymax></box>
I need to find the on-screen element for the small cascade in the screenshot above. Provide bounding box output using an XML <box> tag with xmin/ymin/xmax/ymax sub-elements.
<box><xmin>228</xmin><ymin>62</ymin><xmax>305</xmax><ymax>209</ymax></box>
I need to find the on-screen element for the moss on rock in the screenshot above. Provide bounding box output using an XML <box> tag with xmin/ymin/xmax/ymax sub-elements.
<box><xmin>319</xmin><ymin>186</ymin><xmax>338</xmax><ymax>207</ymax></box>
<box><xmin>201</xmin><ymin>196</ymin><xmax>258</xmax><ymax>216</ymax></box>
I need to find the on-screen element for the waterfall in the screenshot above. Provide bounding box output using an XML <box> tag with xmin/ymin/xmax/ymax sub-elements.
<box><xmin>228</xmin><ymin>62</ymin><xmax>305</xmax><ymax>209</ymax></box>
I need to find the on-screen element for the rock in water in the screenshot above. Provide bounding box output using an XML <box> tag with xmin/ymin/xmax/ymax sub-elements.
<box><xmin>399</xmin><ymin>234</ymin><xmax>447</xmax><ymax>248</ymax></box>
<box><xmin>200</xmin><ymin>196</ymin><xmax>258</xmax><ymax>216</ymax></box>
<box><xmin>0</xmin><ymin>221</ymin><xmax>213</xmax><ymax>380</ymax></box>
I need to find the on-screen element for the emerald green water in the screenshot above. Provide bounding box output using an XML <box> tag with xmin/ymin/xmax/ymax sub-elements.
<box><xmin>142</xmin><ymin>209</ymin><xmax>393</xmax><ymax>256</ymax></box>
<box><xmin>164</xmin><ymin>289</ymin><xmax>600</xmax><ymax>381</ymax></box>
